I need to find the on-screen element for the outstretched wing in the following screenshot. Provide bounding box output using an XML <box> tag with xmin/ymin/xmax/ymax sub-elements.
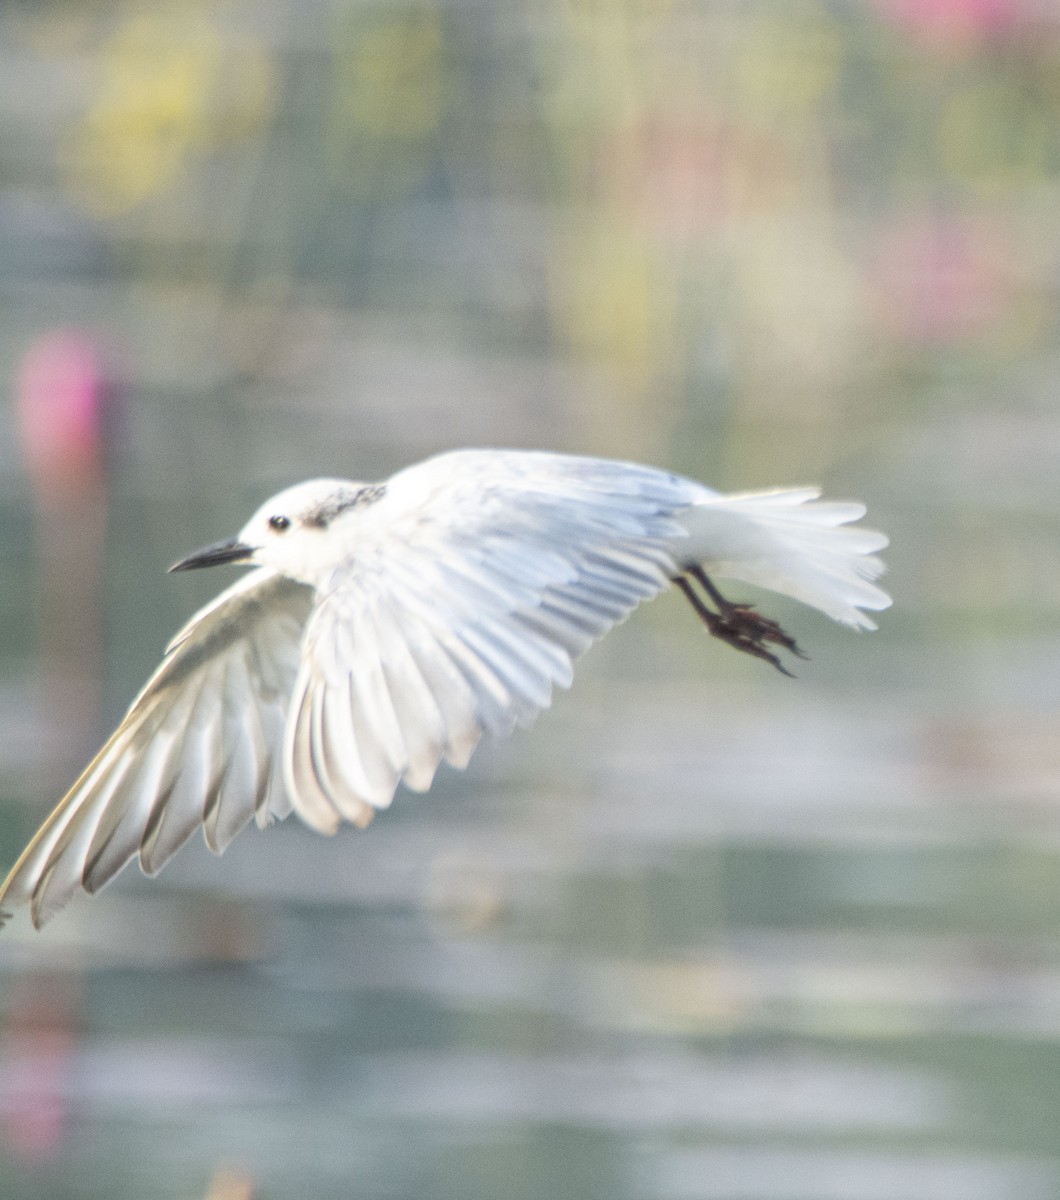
<box><xmin>0</xmin><ymin>568</ymin><xmax>312</xmax><ymax>928</ymax></box>
<box><xmin>283</xmin><ymin>451</ymin><xmax>695</xmax><ymax>832</ymax></box>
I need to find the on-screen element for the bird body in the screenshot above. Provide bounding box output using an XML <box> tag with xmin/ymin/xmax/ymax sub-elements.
<box><xmin>0</xmin><ymin>450</ymin><xmax>890</xmax><ymax>927</ymax></box>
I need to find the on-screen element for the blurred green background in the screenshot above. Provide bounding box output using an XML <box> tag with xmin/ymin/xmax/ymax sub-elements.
<box><xmin>3</xmin><ymin>0</ymin><xmax>1060</xmax><ymax>1197</ymax></box>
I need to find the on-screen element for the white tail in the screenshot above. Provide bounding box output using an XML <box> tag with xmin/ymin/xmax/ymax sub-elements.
<box><xmin>678</xmin><ymin>487</ymin><xmax>891</xmax><ymax>629</ymax></box>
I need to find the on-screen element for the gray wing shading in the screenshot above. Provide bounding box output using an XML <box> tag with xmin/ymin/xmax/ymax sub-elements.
<box><xmin>283</xmin><ymin>451</ymin><xmax>695</xmax><ymax>833</ymax></box>
<box><xmin>0</xmin><ymin>568</ymin><xmax>312</xmax><ymax>928</ymax></box>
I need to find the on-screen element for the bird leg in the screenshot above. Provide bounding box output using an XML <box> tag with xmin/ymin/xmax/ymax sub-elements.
<box><xmin>673</xmin><ymin>566</ymin><xmax>807</xmax><ymax>677</ymax></box>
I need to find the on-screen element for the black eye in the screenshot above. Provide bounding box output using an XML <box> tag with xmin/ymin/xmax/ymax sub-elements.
<box><xmin>268</xmin><ymin>514</ymin><xmax>291</xmax><ymax>532</ymax></box>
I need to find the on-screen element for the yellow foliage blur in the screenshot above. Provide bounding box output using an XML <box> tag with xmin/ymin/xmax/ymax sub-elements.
<box><xmin>555</xmin><ymin>217</ymin><xmax>676</xmax><ymax>391</ymax></box>
<box><xmin>60</xmin><ymin>5</ymin><xmax>273</xmax><ymax>216</ymax></box>
<box><xmin>333</xmin><ymin>13</ymin><xmax>446</xmax><ymax>141</ymax></box>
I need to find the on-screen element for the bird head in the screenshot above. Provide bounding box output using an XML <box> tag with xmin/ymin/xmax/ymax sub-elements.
<box><xmin>169</xmin><ymin>478</ymin><xmax>381</xmax><ymax>587</ymax></box>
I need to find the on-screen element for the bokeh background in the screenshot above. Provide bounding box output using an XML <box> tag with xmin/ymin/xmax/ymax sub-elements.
<box><xmin>2</xmin><ymin>1</ymin><xmax>1060</xmax><ymax>1197</ymax></box>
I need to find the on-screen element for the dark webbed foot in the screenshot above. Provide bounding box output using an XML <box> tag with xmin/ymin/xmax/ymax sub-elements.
<box><xmin>674</xmin><ymin>567</ymin><xmax>808</xmax><ymax>677</ymax></box>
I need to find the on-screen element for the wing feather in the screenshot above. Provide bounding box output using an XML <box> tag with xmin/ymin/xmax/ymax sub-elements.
<box><xmin>83</xmin><ymin>732</ymin><xmax>179</xmax><ymax>892</ymax></box>
<box><xmin>346</xmin><ymin>605</ymin><xmax>410</xmax><ymax>781</ymax></box>
<box><xmin>370</xmin><ymin>602</ymin><xmax>446</xmax><ymax>791</ymax></box>
<box><xmin>0</xmin><ymin>569</ymin><xmax>312</xmax><ymax>926</ymax></box>
<box><xmin>318</xmin><ymin>682</ymin><xmax>377</xmax><ymax>810</ymax></box>
<box><xmin>400</xmin><ymin>623</ymin><xmax>482</xmax><ymax>770</ymax></box>
<box><xmin>281</xmin><ymin>452</ymin><xmax>694</xmax><ymax>830</ymax></box>
<box><xmin>283</xmin><ymin>678</ymin><xmax>346</xmax><ymax>833</ymax></box>
<box><xmin>82</xmin><ymin>722</ymin><xmax>184</xmax><ymax>893</ymax></box>
<box><xmin>204</xmin><ymin>661</ymin><xmax>270</xmax><ymax>855</ymax></box>
<box><xmin>30</xmin><ymin>752</ymin><xmax>141</xmax><ymax>925</ymax></box>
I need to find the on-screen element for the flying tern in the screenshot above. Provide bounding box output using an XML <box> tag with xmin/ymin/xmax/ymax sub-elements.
<box><xmin>0</xmin><ymin>449</ymin><xmax>890</xmax><ymax>927</ymax></box>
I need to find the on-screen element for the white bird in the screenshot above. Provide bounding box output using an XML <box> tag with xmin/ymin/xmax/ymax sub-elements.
<box><xmin>0</xmin><ymin>449</ymin><xmax>890</xmax><ymax>927</ymax></box>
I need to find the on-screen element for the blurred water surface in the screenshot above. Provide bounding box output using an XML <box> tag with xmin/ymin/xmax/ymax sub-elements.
<box><xmin>3</xmin><ymin>1</ymin><xmax>1060</xmax><ymax>1197</ymax></box>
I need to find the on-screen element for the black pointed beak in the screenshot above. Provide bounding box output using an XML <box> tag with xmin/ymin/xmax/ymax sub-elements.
<box><xmin>168</xmin><ymin>537</ymin><xmax>255</xmax><ymax>573</ymax></box>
